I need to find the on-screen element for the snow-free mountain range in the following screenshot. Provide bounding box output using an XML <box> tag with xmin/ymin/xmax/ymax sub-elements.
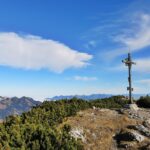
<box><xmin>47</xmin><ymin>94</ymin><xmax>112</xmax><ymax>101</ymax></box>
<box><xmin>0</xmin><ymin>93</ymin><xmax>146</xmax><ymax>120</ymax></box>
<box><xmin>47</xmin><ymin>94</ymin><xmax>145</xmax><ymax>101</ymax></box>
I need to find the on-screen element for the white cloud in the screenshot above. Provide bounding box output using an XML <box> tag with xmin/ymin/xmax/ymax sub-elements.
<box><xmin>74</xmin><ymin>76</ymin><xmax>98</xmax><ymax>81</ymax></box>
<box><xmin>104</xmin><ymin>13</ymin><xmax>150</xmax><ymax>59</ymax></box>
<box><xmin>0</xmin><ymin>32</ymin><xmax>92</xmax><ymax>73</ymax></box>
<box><xmin>118</xmin><ymin>14</ymin><xmax>150</xmax><ymax>51</ymax></box>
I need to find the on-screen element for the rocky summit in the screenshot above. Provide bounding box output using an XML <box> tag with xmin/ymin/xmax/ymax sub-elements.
<box><xmin>65</xmin><ymin>105</ymin><xmax>150</xmax><ymax>150</ymax></box>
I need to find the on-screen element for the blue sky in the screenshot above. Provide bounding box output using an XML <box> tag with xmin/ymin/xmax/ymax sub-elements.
<box><xmin>0</xmin><ymin>0</ymin><xmax>150</xmax><ymax>100</ymax></box>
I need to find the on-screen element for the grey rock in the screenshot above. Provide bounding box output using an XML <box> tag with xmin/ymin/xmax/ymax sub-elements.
<box><xmin>135</xmin><ymin>125</ymin><xmax>150</xmax><ymax>137</ymax></box>
<box><xmin>124</xmin><ymin>104</ymin><xmax>139</xmax><ymax>111</ymax></box>
<box><xmin>116</xmin><ymin>130</ymin><xmax>145</xmax><ymax>142</ymax></box>
<box><xmin>131</xmin><ymin>131</ymin><xmax>145</xmax><ymax>142</ymax></box>
<box><xmin>70</xmin><ymin>127</ymin><xmax>86</xmax><ymax>143</ymax></box>
<box><xmin>144</xmin><ymin>119</ymin><xmax>150</xmax><ymax>129</ymax></box>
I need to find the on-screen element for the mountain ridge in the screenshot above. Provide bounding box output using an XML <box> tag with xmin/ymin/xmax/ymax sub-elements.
<box><xmin>47</xmin><ymin>93</ymin><xmax>146</xmax><ymax>101</ymax></box>
<box><xmin>0</xmin><ymin>96</ymin><xmax>41</xmax><ymax>119</ymax></box>
<box><xmin>47</xmin><ymin>94</ymin><xmax>113</xmax><ymax>101</ymax></box>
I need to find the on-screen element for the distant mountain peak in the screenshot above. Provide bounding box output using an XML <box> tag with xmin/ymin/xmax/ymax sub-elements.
<box><xmin>46</xmin><ymin>94</ymin><xmax>113</xmax><ymax>101</ymax></box>
<box><xmin>0</xmin><ymin>96</ymin><xmax>41</xmax><ymax>120</ymax></box>
<box><xmin>46</xmin><ymin>93</ymin><xmax>146</xmax><ymax>101</ymax></box>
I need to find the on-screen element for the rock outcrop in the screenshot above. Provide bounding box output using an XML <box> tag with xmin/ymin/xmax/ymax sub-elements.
<box><xmin>65</xmin><ymin>105</ymin><xmax>150</xmax><ymax>150</ymax></box>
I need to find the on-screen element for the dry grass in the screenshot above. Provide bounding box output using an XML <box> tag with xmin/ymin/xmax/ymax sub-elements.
<box><xmin>63</xmin><ymin>109</ymin><xmax>137</xmax><ymax>150</ymax></box>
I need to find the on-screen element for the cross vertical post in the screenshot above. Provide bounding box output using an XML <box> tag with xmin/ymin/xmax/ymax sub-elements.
<box><xmin>122</xmin><ymin>53</ymin><xmax>136</xmax><ymax>104</ymax></box>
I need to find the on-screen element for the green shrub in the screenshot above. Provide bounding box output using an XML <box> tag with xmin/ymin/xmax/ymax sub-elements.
<box><xmin>0</xmin><ymin>96</ymin><xmax>129</xmax><ymax>149</ymax></box>
<box><xmin>90</xmin><ymin>96</ymin><xmax>129</xmax><ymax>109</ymax></box>
<box><xmin>0</xmin><ymin>99</ymin><xmax>88</xmax><ymax>149</ymax></box>
<box><xmin>137</xmin><ymin>95</ymin><xmax>150</xmax><ymax>108</ymax></box>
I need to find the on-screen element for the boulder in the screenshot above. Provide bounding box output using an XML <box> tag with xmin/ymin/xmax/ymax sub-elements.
<box><xmin>144</xmin><ymin>119</ymin><xmax>150</xmax><ymax>129</ymax></box>
<box><xmin>116</xmin><ymin>129</ymin><xmax>145</xmax><ymax>143</ymax></box>
<box><xmin>124</xmin><ymin>104</ymin><xmax>139</xmax><ymax>111</ymax></box>
<box><xmin>131</xmin><ymin>131</ymin><xmax>145</xmax><ymax>142</ymax></box>
<box><xmin>70</xmin><ymin>127</ymin><xmax>86</xmax><ymax>143</ymax></box>
<box><xmin>135</xmin><ymin>125</ymin><xmax>150</xmax><ymax>137</ymax></box>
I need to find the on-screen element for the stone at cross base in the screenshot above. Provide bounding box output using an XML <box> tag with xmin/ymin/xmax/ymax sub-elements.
<box><xmin>124</xmin><ymin>103</ymin><xmax>139</xmax><ymax>111</ymax></box>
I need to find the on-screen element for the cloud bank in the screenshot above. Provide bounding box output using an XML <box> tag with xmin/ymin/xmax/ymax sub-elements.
<box><xmin>0</xmin><ymin>32</ymin><xmax>92</xmax><ymax>73</ymax></box>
